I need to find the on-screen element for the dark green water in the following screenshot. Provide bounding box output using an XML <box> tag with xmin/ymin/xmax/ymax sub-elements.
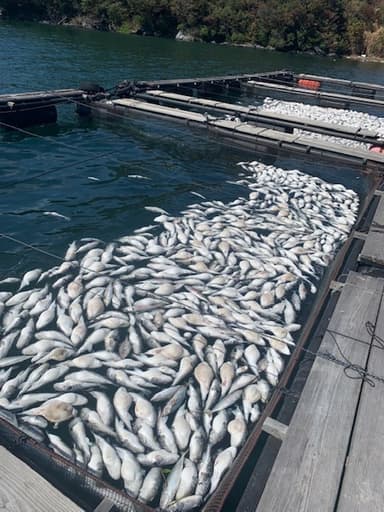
<box><xmin>0</xmin><ymin>20</ymin><xmax>383</xmax><ymax>277</ymax></box>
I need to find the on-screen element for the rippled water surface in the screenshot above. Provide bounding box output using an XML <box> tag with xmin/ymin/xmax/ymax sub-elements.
<box><xmin>0</xmin><ymin>20</ymin><xmax>383</xmax><ymax>276</ymax></box>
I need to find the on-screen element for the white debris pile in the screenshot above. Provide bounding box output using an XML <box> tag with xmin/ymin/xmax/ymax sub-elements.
<box><xmin>295</xmin><ymin>130</ymin><xmax>369</xmax><ymax>150</ymax></box>
<box><xmin>0</xmin><ymin>161</ymin><xmax>359</xmax><ymax>511</ymax></box>
<box><xmin>258</xmin><ymin>97</ymin><xmax>384</xmax><ymax>150</ymax></box>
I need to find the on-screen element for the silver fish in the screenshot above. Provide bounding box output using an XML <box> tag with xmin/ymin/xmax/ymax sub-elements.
<box><xmin>138</xmin><ymin>449</ymin><xmax>179</xmax><ymax>468</ymax></box>
<box><xmin>138</xmin><ymin>467</ymin><xmax>162</xmax><ymax>504</ymax></box>
<box><xmin>115</xmin><ymin>418</ymin><xmax>145</xmax><ymax>454</ymax></box>
<box><xmin>94</xmin><ymin>434</ymin><xmax>121</xmax><ymax>480</ymax></box>
<box><xmin>159</xmin><ymin>454</ymin><xmax>185</xmax><ymax>508</ymax></box>
<box><xmin>116</xmin><ymin>446</ymin><xmax>144</xmax><ymax>498</ymax></box>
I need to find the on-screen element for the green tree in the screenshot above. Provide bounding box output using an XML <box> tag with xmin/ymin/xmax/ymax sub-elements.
<box><xmin>1</xmin><ymin>0</ymin><xmax>384</xmax><ymax>57</ymax></box>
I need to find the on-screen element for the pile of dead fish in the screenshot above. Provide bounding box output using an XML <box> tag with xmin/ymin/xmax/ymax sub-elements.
<box><xmin>259</xmin><ymin>97</ymin><xmax>384</xmax><ymax>150</ymax></box>
<box><xmin>0</xmin><ymin>161</ymin><xmax>358</xmax><ymax>511</ymax></box>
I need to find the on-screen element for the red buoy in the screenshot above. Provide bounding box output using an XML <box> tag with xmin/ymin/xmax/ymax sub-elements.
<box><xmin>297</xmin><ymin>79</ymin><xmax>321</xmax><ymax>90</ymax></box>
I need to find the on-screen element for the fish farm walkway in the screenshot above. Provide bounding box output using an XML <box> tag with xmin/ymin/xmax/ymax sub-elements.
<box><xmin>0</xmin><ymin>445</ymin><xmax>83</xmax><ymax>511</ymax></box>
<box><xmin>243</xmin><ymin>195</ymin><xmax>384</xmax><ymax>511</ymax></box>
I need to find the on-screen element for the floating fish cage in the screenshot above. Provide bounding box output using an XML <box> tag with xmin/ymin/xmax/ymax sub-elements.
<box><xmin>0</xmin><ymin>211</ymin><xmax>374</xmax><ymax>512</ymax></box>
<box><xmin>0</xmin><ymin>160</ymin><xmax>381</xmax><ymax>512</ymax></box>
<box><xmin>2</xmin><ymin>71</ymin><xmax>384</xmax><ymax>512</ymax></box>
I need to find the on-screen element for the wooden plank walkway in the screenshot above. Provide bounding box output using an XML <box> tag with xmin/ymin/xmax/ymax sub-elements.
<box><xmin>0</xmin><ymin>89</ymin><xmax>85</xmax><ymax>110</ymax></box>
<box><xmin>0</xmin><ymin>446</ymin><xmax>83</xmax><ymax>511</ymax></box>
<box><xmin>255</xmin><ymin>271</ymin><xmax>384</xmax><ymax>512</ymax></box>
<box><xmin>142</xmin><ymin>89</ymin><xmax>381</xmax><ymax>143</ymax></box>
<box><xmin>337</xmin><ymin>295</ymin><xmax>384</xmax><ymax>512</ymax></box>
<box><xmin>359</xmin><ymin>196</ymin><xmax>384</xmax><ymax>266</ymax></box>
<box><xmin>110</xmin><ymin>98</ymin><xmax>384</xmax><ymax>167</ymax></box>
<box><xmin>246</xmin><ymin>80</ymin><xmax>384</xmax><ymax>109</ymax></box>
<box><xmin>137</xmin><ymin>71</ymin><xmax>384</xmax><ymax>102</ymax></box>
<box><xmin>297</xmin><ymin>73</ymin><xmax>384</xmax><ymax>92</ymax></box>
<box><xmin>136</xmin><ymin>70</ymin><xmax>290</xmax><ymax>89</ymax></box>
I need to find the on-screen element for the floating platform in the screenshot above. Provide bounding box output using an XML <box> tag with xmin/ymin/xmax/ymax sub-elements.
<box><xmin>0</xmin><ymin>89</ymin><xmax>86</xmax><ymax>109</ymax></box>
<box><xmin>2</xmin><ymin>70</ymin><xmax>384</xmax><ymax>130</ymax></box>
<box><xmin>0</xmin><ymin>88</ymin><xmax>98</xmax><ymax>127</ymax></box>
<box><xmin>134</xmin><ymin>70</ymin><xmax>292</xmax><ymax>91</ymax></box>
<box><xmin>252</xmin><ymin>269</ymin><xmax>384</xmax><ymax>511</ymax></box>
<box><xmin>136</xmin><ymin>71</ymin><xmax>384</xmax><ymax>111</ymax></box>
<box><xmin>0</xmin><ymin>445</ymin><xmax>83</xmax><ymax>512</ymax></box>
<box><xmin>93</xmin><ymin>97</ymin><xmax>384</xmax><ymax>170</ymax></box>
<box><xmin>296</xmin><ymin>72</ymin><xmax>384</xmax><ymax>99</ymax></box>
<box><xmin>359</xmin><ymin>192</ymin><xmax>384</xmax><ymax>267</ymax></box>
<box><xmin>138</xmin><ymin>89</ymin><xmax>383</xmax><ymax>145</ymax></box>
<box><xmin>245</xmin><ymin>79</ymin><xmax>384</xmax><ymax>110</ymax></box>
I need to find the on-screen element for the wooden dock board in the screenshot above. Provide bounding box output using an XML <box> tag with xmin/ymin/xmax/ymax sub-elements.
<box><xmin>113</xmin><ymin>98</ymin><xmax>207</xmax><ymax>122</ymax></box>
<box><xmin>256</xmin><ymin>272</ymin><xmax>384</xmax><ymax>512</ymax></box>
<box><xmin>137</xmin><ymin>70</ymin><xmax>290</xmax><ymax>89</ymax></box>
<box><xmin>359</xmin><ymin>232</ymin><xmax>384</xmax><ymax>267</ymax></box>
<box><xmin>144</xmin><ymin>89</ymin><xmax>379</xmax><ymax>140</ymax></box>
<box><xmin>138</xmin><ymin>71</ymin><xmax>384</xmax><ymax>99</ymax></box>
<box><xmin>0</xmin><ymin>446</ymin><xmax>83</xmax><ymax>511</ymax></box>
<box><xmin>371</xmin><ymin>194</ymin><xmax>384</xmax><ymax>229</ymax></box>
<box><xmin>360</xmin><ymin>196</ymin><xmax>384</xmax><ymax>266</ymax></box>
<box><xmin>109</xmin><ymin>98</ymin><xmax>384</xmax><ymax>166</ymax></box>
<box><xmin>0</xmin><ymin>89</ymin><xmax>85</xmax><ymax>112</ymax></box>
<box><xmin>246</xmin><ymin>80</ymin><xmax>384</xmax><ymax>108</ymax></box>
<box><xmin>297</xmin><ymin>73</ymin><xmax>384</xmax><ymax>92</ymax></box>
<box><xmin>336</xmin><ymin>294</ymin><xmax>384</xmax><ymax>512</ymax></box>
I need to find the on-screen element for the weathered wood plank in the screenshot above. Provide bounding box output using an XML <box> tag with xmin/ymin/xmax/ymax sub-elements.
<box><xmin>262</xmin><ymin>417</ymin><xmax>288</xmax><ymax>441</ymax></box>
<box><xmin>138</xmin><ymin>70</ymin><xmax>289</xmax><ymax>88</ymax></box>
<box><xmin>247</xmin><ymin>80</ymin><xmax>384</xmax><ymax>108</ymax></box>
<box><xmin>256</xmin><ymin>272</ymin><xmax>384</xmax><ymax>512</ymax></box>
<box><xmin>359</xmin><ymin>231</ymin><xmax>384</xmax><ymax>267</ymax></box>
<box><xmin>359</xmin><ymin>197</ymin><xmax>384</xmax><ymax>266</ymax></box>
<box><xmin>371</xmin><ymin>196</ymin><xmax>384</xmax><ymax>230</ymax></box>
<box><xmin>93</xmin><ymin>498</ymin><xmax>114</xmax><ymax>512</ymax></box>
<box><xmin>0</xmin><ymin>89</ymin><xmax>84</xmax><ymax>103</ymax></box>
<box><xmin>336</xmin><ymin>293</ymin><xmax>384</xmax><ymax>512</ymax></box>
<box><xmin>329</xmin><ymin>280</ymin><xmax>345</xmax><ymax>291</ymax></box>
<box><xmin>297</xmin><ymin>73</ymin><xmax>384</xmax><ymax>91</ymax></box>
<box><xmin>108</xmin><ymin>98</ymin><xmax>384</xmax><ymax>166</ymax></box>
<box><xmin>353</xmin><ymin>231</ymin><xmax>368</xmax><ymax>240</ymax></box>
<box><xmin>0</xmin><ymin>446</ymin><xmax>83</xmax><ymax>511</ymax></box>
<box><xmin>144</xmin><ymin>89</ymin><xmax>380</xmax><ymax>139</ymax></box>
<box><xmin>113</xmin><ymin>98</ymin><xmax>207</xmax><ymax>122</ymax></box>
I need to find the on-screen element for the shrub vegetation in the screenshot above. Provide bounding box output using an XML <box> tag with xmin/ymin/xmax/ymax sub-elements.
<box><xmin>2</xmin><ymin>0</ymin><xmax>384</xmax><ymax>57</ymax></box>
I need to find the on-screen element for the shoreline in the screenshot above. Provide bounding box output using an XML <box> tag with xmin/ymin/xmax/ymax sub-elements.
<box><xmin>345</xmin><ymin>54</ymin><xmax>384</xmax><ymax>64</ymax></box>
<box><xmin>46</xmin><ymin>21</ymin><xmax>384</xmax><ymax>64</ymax></box>
<box><xmin>4</xmin><ymin>15</ymin><xmax>384</xmax><ymax>64</ymax></box>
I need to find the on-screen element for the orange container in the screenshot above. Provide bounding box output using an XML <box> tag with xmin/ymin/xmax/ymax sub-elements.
<box><xmin>297</xmin><ymin>78</ymin><xmax>321</xmax><ymax>90</ymax></box>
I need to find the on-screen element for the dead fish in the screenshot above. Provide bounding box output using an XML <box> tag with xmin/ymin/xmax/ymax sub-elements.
<box><xmin>94</xmin><ymin>433</ymin><xmax>121</xmax><ymax>480</ymax></box>
<box><xmin>116</xmin><ymin>446</ymin><xmax>144</xmax><ymax>498</ymax></box>
<box><xmin>209</xmin><ymin>447</ymin><xmax>237</xmax><ymax>496</ymax></box>
<box><xmin>162</xmin><ymin>386</ymin><xmax>187</xmax><ymax>417</ymax></box>
<box><xmin>159</xmin><ymin>454</ymin><xmax>186</xmax><ymax>508</ymax></box>
<box><xmin>138</xmin><ymin>449</ymin><xmax>179</xmax><ymax>467</ymax></box>
<box><xmin>25</xmin><ymin>399</ymin><xmax>75</xmax><ymax>425</ymax></box>
<box><xmin>194</xmin><ymin>363</ymin><xmax>214</xmax><ymax>403</ymax></box>
<box><xmin>43</xmin><ymin>211</ymin><xmax>70</xmax><ymax>221</ymax></box>
<box><xmin>138</xmin><ymin>467</ymin><xmax>162</xmax><ymax>504</ymax></box>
